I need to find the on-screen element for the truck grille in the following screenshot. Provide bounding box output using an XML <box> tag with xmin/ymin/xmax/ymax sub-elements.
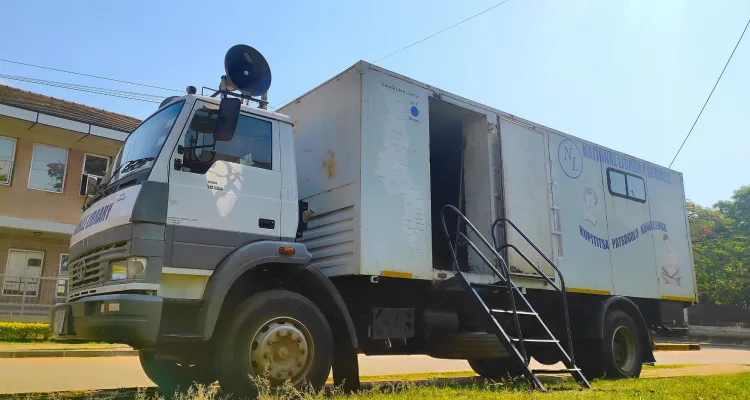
<box><xmin>68</xmin><ymin>241</ymin><xmax>129</xmax><ymax>291</ymax></box>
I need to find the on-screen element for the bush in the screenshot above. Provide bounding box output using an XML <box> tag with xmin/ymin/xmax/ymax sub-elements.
<box><xmin>0</xmin><ymin>322</ymin><xmax>53</xmax><ymax>342</ymax></box>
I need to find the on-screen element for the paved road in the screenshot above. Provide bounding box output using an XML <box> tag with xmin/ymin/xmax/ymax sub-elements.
<box><xmin>1</xmin><ymin>346</ymin><xmax>748</xmax><ymax>394</ymax></box>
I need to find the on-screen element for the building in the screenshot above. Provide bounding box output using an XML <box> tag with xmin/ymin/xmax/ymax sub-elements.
<box><xmin>0</xmin><ymin>84</ymin><xmax>139</xmax><ymax>321</ymax></box>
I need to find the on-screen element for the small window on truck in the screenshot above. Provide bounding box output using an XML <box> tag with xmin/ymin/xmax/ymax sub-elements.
<box><xmin>182</xmin><ymin>112</ymin><xmax>272</xmax><ymax>174</ymax></box>
<box><xmin>607</xmin><ymin>168</ymin><xmax>646</xmax><ymax>203</ymax></box>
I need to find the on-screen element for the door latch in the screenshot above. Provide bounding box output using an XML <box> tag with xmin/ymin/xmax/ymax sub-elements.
<box><xmin>174</xmin><ymin>158</ymin><xmax>183</xmax><ymax>170</ymax></box>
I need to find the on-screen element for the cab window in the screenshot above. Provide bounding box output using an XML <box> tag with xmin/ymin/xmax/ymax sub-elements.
<box><xmin>182</xmin><ymin>107</ymin><xmax>272</xmax><ymax>174</ymax></box>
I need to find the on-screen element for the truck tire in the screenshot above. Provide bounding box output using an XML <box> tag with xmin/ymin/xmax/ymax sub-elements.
<box><xmin>577</xmin><ymin>310</ymin><xmax>643</xmax><ymax>379</ymax></box>
<box><xmin>215</xmin><ymin>290</ymin><xmax>333</xmax><ymax>398</ymax></box>
<box><xmin>139</xmin><ymin>350</ymin><xmax>215</xmax><ymax>396</ymax></box>
<box><xmin>603</xmin><ymin>310</ymin><xmax>643</xmax><ymax>378</ymax></box>
<box><xmin>468</xmin><ymin>357</ymin><xmax>527</xmax><ymax>380</ymax></box>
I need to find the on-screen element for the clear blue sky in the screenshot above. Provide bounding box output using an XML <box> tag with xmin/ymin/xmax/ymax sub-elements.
<box><xmin>1</xmin><ymin>0</ymin><xmax>748</xmax><ymax>207</ymax></box>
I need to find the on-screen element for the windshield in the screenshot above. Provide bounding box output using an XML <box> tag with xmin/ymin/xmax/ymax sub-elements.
<box><xmin>111</xmin><ymin>100</ymin><xmax>185</xmax><ymax>182</ymax></box>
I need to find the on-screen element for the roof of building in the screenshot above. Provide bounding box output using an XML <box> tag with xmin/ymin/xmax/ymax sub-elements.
<box><xmin>0</xmin><ymin>84</ymin><xmax>141</xmax><ymax>133</ymax></box>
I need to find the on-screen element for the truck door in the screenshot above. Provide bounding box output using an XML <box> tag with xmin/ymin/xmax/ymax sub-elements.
<box><xmin>602</xmin><ymin>166</ymin><xmax>659</xmax><ymax>298</ymax></box>
<box><xmin>548</xmin><ymin>134</ymin><xmax>614</xmax><ymax>294</ymax></box>
<box><xmin>647</xmin><ymin>173</ymin><xmax>696</xmax><ymax>301</ymax></box>
<box><xmin>166</xmin><ymin>100</ymin><xmax>282</xmax><ymax>263</ymax></box>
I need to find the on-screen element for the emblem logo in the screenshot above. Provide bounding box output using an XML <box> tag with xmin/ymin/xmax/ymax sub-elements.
<box><xmin>558</xmin><ymin>139</ymin><xmax>583</xmax><ymax>179</ymax></box>
<box><xmin>77</xmin><ymin>260</ymin><xmax>86</xmax><ymax>282</ymax></box>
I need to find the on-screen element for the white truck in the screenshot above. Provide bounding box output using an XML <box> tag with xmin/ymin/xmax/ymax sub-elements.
<box><xmin>51</xmin><ymin>45</ymin><xmax>696</xmax><ymax>396</ymax></box>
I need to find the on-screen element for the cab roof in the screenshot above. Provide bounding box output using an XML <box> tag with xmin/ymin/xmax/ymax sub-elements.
<box><xmin>160</xmin><ymin>94</ymin><xmax>292</xmax><ymax>124</ymax></box>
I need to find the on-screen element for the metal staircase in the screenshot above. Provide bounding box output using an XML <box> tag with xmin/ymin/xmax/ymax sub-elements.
<box><xmin>440</xmin><ymin>204</ymin><xmax>591</xmax><ymax>391</ymax></box>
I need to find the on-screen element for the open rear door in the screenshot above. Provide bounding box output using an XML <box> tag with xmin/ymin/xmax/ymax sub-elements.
<box><xmin>498</xmin><ymin>119</ymin><xmax>555</xmax><ymax>278</ymax></box>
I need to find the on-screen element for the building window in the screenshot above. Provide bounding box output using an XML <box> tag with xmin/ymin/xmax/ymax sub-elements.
<box><xmin>57</xmin><ymin>253</ymin><xmax>69</xmax><ymax>298</ymax></box>
<box><xmin>0</xmin><ymin>136</ymin><xmax>17</xmax><ymax>185</ymax></box>
<box><xmin>80</xmin><ymin>154</ymin><xmax>109</xmax><ymax>196</ymax></box>
<box><xmin>607</xmin><ymin>168</ymin><xmax>646</xmax><ymax>203</ymax></box>
<box><xmin>2</xmin><ymin>249</ymin><xmax>44</xmax><ymax>296</ymax></box>
<box><xmin>182</xmin><ymin>111</ymin><xmax>273</xmax><ymax>174</ymax></box>
<box><xmin>28</xmin><ymin>144</ymin><xmax>68</xmax><ymax>193</ymax></box>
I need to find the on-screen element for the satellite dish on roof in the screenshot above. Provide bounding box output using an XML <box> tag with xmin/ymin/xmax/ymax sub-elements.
<box><xmin>223</xmin><ymin>44</ymin><xmax>272</xmax><ymax>96</ymax></box>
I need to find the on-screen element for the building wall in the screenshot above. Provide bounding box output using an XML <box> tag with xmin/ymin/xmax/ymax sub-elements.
<box><xmin>0</xmin><ymin>233</ymin><xmax>70</xmax><ymax>316</ymax></box>
<box><xmin>0</xmin><ymin>115</ymin><xmax>124</xmax><ymax>318</ymax></box>
<box><xmin>0</xmin><ymin>124</ymin><xmax>120</xmax><ymax>226</ymax></box>
<box><xmin>0</xmin><ymin>138</ymin><xmax>87</xmax><ymax>225</ymax></box>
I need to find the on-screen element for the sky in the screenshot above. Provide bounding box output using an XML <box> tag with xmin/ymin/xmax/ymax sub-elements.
<box><xmin>1</xmin><ymin>0</ymin><xmax>748</xmax><ymax>207</ymax></box>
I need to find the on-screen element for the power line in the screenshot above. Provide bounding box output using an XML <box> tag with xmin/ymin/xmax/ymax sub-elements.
<box><xmin>669</xmin><ymin>18</ymin><xmax>750</xmax><ymax>168</ymax></box>
<box><xmin>373</xmin><ymin>0</ymin><xmax>513</xmax><ymax>63</ymax></box>
<box><xmin>0</xmin><ymin>74</ymin><xmax>162</xmax><ymax>103</ymax></box>
<box><xmin>0</xmin><ymin>74</ymin><xmax>164</xmax><ymax>100</ymax></box>
<box><xmin>0</xmin><ymin>74</ymin><xmax>161</xmax><ymax>104</ymax></box>
<box><xmin>269</xmin><ymin>0</ymin><xmax>514</xmax><ymax>110</ymax></box>
<box><xmin>0</xmin><ymin>58</ymin><xmax>182</xmax><ymax>93</ymax></box>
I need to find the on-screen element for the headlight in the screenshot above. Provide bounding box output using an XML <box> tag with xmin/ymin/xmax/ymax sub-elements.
<box><xmin>110</xmin><ymin>257</ymin><xmax>148</xmax><ymax>280</ymax></box>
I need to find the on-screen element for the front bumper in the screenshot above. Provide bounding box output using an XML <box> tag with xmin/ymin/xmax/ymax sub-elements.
<box><xmin>50</xmin><ymin>293</ymin><xmax>163</xmax><ymax>346</ymax></box>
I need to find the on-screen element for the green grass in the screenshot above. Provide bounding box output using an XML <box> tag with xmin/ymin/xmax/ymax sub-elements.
<box><xmin>11</xmin><ymin>372</ymin><xmax>750</xmax><ymax>400</ymax></box>
<box><xmin>321</xmin><ymin>364</ymin><xmax>699</xmax><ymax>383</ymax></box>
<box><xmin>643</xmin><ymin>363</ymin><xmax>701</xmax><ymax>370</ymax></box>
<box><xmin>339</xmin><ymin>373</ymin><xmax>750</xmax><ymax>400</ymax></box>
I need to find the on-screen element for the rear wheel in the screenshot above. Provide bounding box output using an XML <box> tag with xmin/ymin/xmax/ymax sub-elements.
<box><xmin>603</xmin><ymin>310</ymin><xmax>642</xmax><ymax>378</ymax></box>
<box><xmin>215</xmin><ymin>290</ymin><xmax>333</xmax><ymax>398</ymax></box>
<box><xmin>139</xmin><ymin>350</ymin><xmax>215</xmax><ymax>396</ymax></box>
<box><xmin>576</xmin><ymin>310</ymin><xmax>643</xmax><ymax>379</ymax></box>
<box><xmin>468</xmin><ymin>357</ymin><xmax>527</xmax><ymax>380</ymax></box>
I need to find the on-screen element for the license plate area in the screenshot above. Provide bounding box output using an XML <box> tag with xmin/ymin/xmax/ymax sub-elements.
<box><xmin>54</xmin><ymin>307</ymin><xmax>69</xmax><ymax>335</ymax></box>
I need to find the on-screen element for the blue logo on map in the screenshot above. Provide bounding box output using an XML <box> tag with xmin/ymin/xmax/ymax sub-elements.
<box><xmin>410</xmin><ymin>106</ymin><xmax>419</xmax><ymax>117</ymax></box>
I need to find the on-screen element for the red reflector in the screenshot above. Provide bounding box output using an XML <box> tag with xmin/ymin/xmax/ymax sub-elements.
<box><xmin>279</xmin><ymin>247</ymin><xmax>295</xmax><ymax>255</ymax></box>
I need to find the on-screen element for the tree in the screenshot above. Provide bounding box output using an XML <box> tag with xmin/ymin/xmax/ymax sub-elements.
<box><xmin>46</xmin><ymin>161</ymin><xmax>66</xmax><ymax>192</ymax></box>
<box><xmin>687</xmin><ymin>198</ymin><xmax>750</xmax><ymax>306</ymax></box>
<box><xmin>715</xmin><ymin>186</ymin><xmax>750</xmax><ymax>236</ymax></box>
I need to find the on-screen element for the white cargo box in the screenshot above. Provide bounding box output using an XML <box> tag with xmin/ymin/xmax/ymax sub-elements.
<box><xmin>280</xmin><ymin>62</ymin><xmax>697</xmax><ymax>303</ymax></box>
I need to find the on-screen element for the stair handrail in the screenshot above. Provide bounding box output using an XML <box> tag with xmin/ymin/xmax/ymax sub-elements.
<box><xmin>491</xmin><ymin>218</ymin><xmax>565</xmax><ymax>289</ymax></box>
<box><xmin>441</xmin><ymin>205</ymin><xmax>512</xmax><ymax>280</ymax></box>
<box><xmin>441</xmin><ymin>205</ymin><xmax>528</xmax><ymax>362</ymax></box>
<box><xmin>498</xmin><ymin>244</ymin><xmax>560</xmax><ymax>291</ymax></box>
<box><xmin>445</xmin><ymin>232</ymin><xmax>508</xmax><ymax>282</ymax></box>
<box><xmin>490</xmin><ymin>218</ymin><xmax>575</xmax><ymax>362</ymax></box>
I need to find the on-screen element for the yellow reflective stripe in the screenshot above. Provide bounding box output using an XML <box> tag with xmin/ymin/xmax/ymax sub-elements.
<box><xmin>380</xmin><ymin>270</ymin><xmax>413</xmax><ymax>279</ymax></box>
<box><xmin>567</xmin><ymin>287</ymin><xmax>611</xmax><ymax>295</ymax></box>
<box><xmin>661</xmin><ymin>295</ymin><xmax>695</xmax><ymax>302</ymax></box>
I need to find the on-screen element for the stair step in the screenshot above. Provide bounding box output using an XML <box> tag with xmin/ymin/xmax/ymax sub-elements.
<box><xmin>510</xmin><ymin>338</ymin><xmax>559</xmax><ymax>343</ymax></box>
<box><xmin>491</xmin><ymin>309</ymin><xmax>537</xmax><ymax>316</ymax></box>
<box><xmin>471</xmin><ymin>282</ymin><xmax>508</xmax><ymax>290</ymax></box>
<box><xmin>532</xmin><ymin>368</ymin><xmax>581</xmax><ymax>374</ymax></box>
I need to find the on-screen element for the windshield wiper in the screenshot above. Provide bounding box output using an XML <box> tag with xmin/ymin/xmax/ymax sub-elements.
<box><xmin>83</xmin><ymin>157</ymin><xmax>155</xmax><ymax>210</ymax></box>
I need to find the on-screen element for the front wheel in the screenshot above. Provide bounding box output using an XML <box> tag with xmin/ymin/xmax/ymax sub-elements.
<box><xmin>215</xmin><ymin>290</ymin><xmax>333</xmax><ymax>398</ymax></box>
<box><xmin>139</xmin><ymin>350</ymin><xmax>215</xmax><ymax>396</ymax></box>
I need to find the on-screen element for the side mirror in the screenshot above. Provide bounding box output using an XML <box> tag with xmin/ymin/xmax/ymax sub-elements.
<box><xmin>213</xmin><ymin>97</ymin><xmax>241</xmax><ymax>141</ymax></box>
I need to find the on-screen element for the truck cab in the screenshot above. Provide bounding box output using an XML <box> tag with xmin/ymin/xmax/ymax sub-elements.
<box><xmin>52</xmin><ymin>94</ymin><xmax>352</xmax><ymax>396</ymax></box>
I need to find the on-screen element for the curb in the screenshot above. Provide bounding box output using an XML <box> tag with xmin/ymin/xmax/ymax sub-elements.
<box><xmin>0</xmin><ymin>349</ymin><xmax>137</xmax><ymax>358</ymax></box>
<box><xmin>653</xmin><ymin>343</ymin><xmax>701</xmax><ymax>351</ymax></box>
